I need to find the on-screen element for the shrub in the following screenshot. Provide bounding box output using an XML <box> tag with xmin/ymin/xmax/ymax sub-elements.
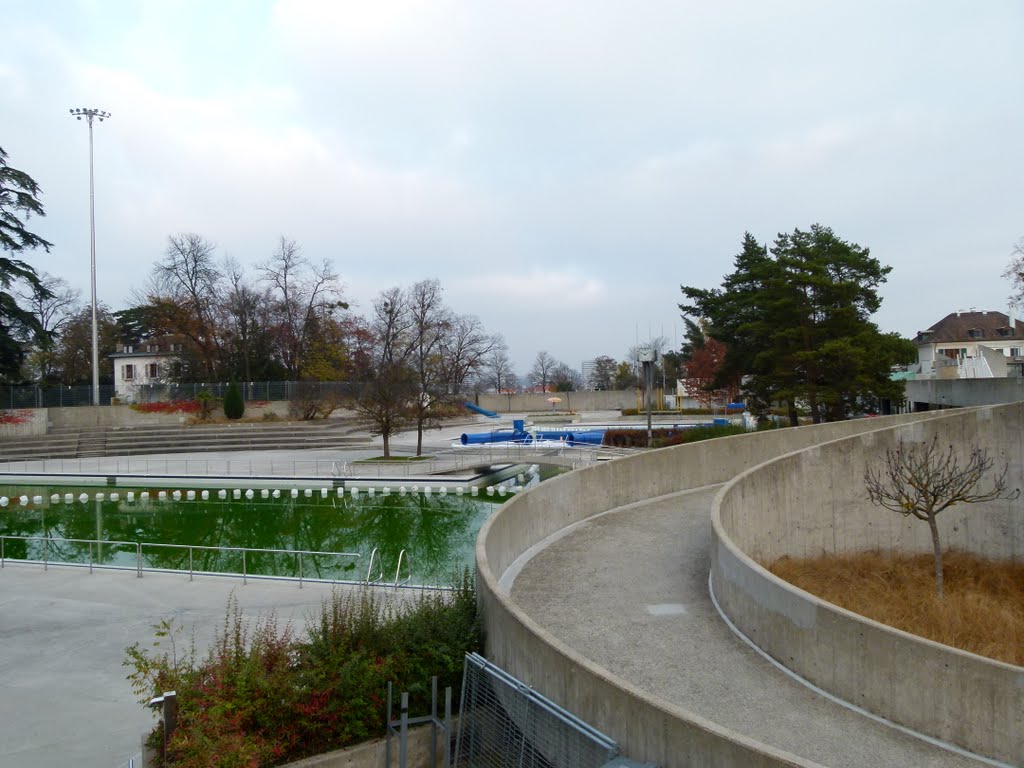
<box><xmin>224</xmin><ymin>381</ymin><xmax>245</xmax><ymax>420</ymax></box>
<box><xmin>603</xmin><ymin>424</ymin><xmax>745</xmax><ymax>448</ymax></box>
<box><xmin>126</xmin><ymin>572</ymin><xmax>481</xmax><ymax>767</ymax></box>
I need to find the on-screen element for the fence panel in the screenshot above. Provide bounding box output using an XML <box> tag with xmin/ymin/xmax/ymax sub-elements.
<box><xmin>454</xmin><ymin>652</ymin><xmax>619</xmax><ymax>768</ymax></box>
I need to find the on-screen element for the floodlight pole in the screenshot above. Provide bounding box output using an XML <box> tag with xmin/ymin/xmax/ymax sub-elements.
<box><xmin>69</xmin><ymin>107</ymin><xmax>110</xmax><ymax>406</ymax></box>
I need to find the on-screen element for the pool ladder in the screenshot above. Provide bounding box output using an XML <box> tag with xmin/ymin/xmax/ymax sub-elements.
<box><xmin>364</xmin><ymin>547</ymin><xmax>412</xmax><ymax>588</ymax></box>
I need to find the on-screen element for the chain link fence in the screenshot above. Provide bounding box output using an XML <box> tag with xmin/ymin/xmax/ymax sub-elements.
<box><xmin>454</xmin><ymin>652</ymin><xmax>619</xmax><ymax>768</ymax></box>
<box><xmin>0</xmin><ymin>381</ymin><xmax>361</xmax><ymax>408</ymax></box>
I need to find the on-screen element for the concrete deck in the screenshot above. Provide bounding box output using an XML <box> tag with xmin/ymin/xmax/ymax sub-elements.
<box><xmin>510</xmin><ymin>486</ymin><xmax>987</xmax><ymax>767</ymax></box>
<box><xmin>0</xmin><ymin>564</ymin><xmax>418</xmax><ymax>768</ymax></box>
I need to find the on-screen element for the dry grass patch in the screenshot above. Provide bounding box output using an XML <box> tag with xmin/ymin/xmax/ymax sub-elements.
<box><xmin>766</xmin><ymin>550</ymin><xmax>1024</xmax><ymax>666</ymax></box>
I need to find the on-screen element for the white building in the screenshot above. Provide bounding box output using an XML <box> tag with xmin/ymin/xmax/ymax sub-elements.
<box><xmin>109</xmin><ymin>339</ymin><xmax>183</xmax><ymax>401</ymax></box>
<box><xmin>913</xmin><ymin>309</ymin><xmax>1024</xmax><ymax>379</ymax></box>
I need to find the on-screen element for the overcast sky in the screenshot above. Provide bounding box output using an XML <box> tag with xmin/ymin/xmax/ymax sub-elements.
<box><xmin>2</xmin><ymin>1</ymin><xmax>1022</xmax><ymax>374</ymax></box>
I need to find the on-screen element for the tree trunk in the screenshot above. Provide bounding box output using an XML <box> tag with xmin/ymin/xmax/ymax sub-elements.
<box><xmin>787</xmin><ymin>400</ymin><xmax>799</xmax><ymax>427</ymax></box>
<box><xmin>416</xmin><ymin>420</ymin><xmax>424</xmax><ymax>456</ymax></box>
<box><xmin>927</xmin><ymin>515</ymin><xmax>944</xmax><ymax>598</ymax></box>
<box><xmin>382</xmin><ymin>433</ymin><xmax>391</xmax><ymax>459</ymax></box>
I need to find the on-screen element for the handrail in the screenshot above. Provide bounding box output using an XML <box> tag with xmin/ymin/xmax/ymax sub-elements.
<box><xmin>393</xmin><ymin>549</ymin><xmax>411</xmax><ymax>588</ymax></box>
<box><xmin>364</xmin><ymin>547</ymin><xmax>384</xmax><ymax>583</ymax></box>
<box><xmin>0</xmin><ymin>534</ymin><xmax>359</xmax><ymax>586</ymax></box>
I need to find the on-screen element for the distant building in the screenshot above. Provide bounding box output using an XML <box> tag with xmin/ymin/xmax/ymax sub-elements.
<box><xmin>580</xmin><ymin>359</ymin><xmax>598</xmax><ymax>390</ymax></box>
<box><xmin>913</xmin><ymin>309</ymin><xmax>1024</xmax><ymax>379</ymax></box>
<box><xmin>109</xmin><ymin>338</ymin><xmax>184</xmax><ymax>401</ymax></box>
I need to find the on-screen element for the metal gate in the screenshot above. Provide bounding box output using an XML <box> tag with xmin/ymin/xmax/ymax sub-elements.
<box><xmin>453</xmin><ymin>653</ymin><xmax>619</xmax><ymax>768</ymax></box>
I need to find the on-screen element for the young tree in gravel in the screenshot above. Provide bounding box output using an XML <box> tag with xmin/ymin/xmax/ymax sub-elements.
<box><xmin>864</xmin><ymin>437</ymin><xmax>1020</xmax><ymax>597</ymax></box>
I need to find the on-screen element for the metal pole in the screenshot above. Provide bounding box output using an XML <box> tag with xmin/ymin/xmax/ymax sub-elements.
<box><xmin>70</xmin><ymin>108</ymin><xmax>110</xmax><ymax>406</ymax></box>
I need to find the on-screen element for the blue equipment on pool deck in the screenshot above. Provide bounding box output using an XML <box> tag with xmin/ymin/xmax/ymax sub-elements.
<box><xmin>464</xmin><ymin>402</ymin><xmax>500</xmax><ymax>419</ymax></box>
<box><xmin>565</xmin><ymin>430</ymin><xmax>605</xmax><ymax>445</ymax></box>
<box><xmin>460</xmin><ymin>420</ymin><xmax>608</xmax><ymax>446</ymax></box>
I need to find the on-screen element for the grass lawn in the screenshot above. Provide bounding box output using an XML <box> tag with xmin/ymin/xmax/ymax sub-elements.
<box><xmin>767</xmin><ymin>550</ymin><xmax>1024</xmax><ymax>666</ymax></box>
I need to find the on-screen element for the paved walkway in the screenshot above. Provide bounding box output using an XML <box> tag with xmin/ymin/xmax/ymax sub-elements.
<box><xmin>0</xmin><ymin>565</ymin><xmax>419</xmax><ymax>768</ymax></box>
<box><xmin>510</xmin><ymin>486</ymin><xmax>987</xmax><ymax>767</ymax></box>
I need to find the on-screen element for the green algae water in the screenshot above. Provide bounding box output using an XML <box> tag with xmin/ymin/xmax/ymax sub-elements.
<box><xmin>0</xmin><ymin>483</ymin><xmax>513</xmax><ymax>586</ymax></box>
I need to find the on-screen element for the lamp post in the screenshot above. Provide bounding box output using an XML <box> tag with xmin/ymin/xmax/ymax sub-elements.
<box><xmin>69</xmin><ymin>107</ymin><xmax>110</xmax><ymax>406</ymax></box>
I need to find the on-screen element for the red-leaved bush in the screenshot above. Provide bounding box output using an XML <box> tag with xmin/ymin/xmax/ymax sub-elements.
<box><xmin>125</xmin><ymin>573</ymin><xmax>479</xmax><ymax>767</ymax></box>
<box><xmin>0</xmin><ymin>410</ymin><xmax>31</xmax><ymax>425</ymax></box>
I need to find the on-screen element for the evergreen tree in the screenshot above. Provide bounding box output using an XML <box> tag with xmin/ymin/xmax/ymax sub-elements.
<box><xmin>0</xmin><ymin>146</ymin><xmax>52</xmax><ymax>378</ymax></box>
<box><xmin>682</xmin><ymin>225</ymin><xmax>915</xmax><ymax>424</ymax></box>
<box><xmin>223</xmin><ymin>380</ymin><xmax>245</xmax><ymax>420</ymax></box>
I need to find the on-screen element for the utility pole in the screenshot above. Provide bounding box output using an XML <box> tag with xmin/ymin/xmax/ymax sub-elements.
<box><xmin>69</xmin><ymin>107</ymin><xmax>111</xmax><ymax>406</ymax></box>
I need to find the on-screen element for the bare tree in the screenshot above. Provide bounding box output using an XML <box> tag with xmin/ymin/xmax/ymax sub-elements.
<box><xmin>407</xmin><ymin>279</ymin><xmax>451</xmax><ymax>455</ymax></box>
<box><xmin>551</xmin><ymin>362</ymin><xmax>582</xmax><ymax>391</ymax></box>
<box><xmin>1002</xmin><ymin>236</ymin><xmax>1024</xmax><ymax>304</ymax></box>
<box><xmin>484</xmin><ymin>335</ymin><xmax>514</xmax><ymax>392</ymax></box>
<box><xmin>864</xmin><ymin>437</ymin><xmax>1019</xmax><ymax>597</ymax></box>
<box><xmin>16</xmin><ymin>272</ymin><xmax>80</xmax><ymax>382</ymax></box>
<box><xmin>349</xmin><ymin>287</ymin><xmax>416</xmax><ymax>458</ymax></box>
<box><xmin>440</xmin><ymin>314</ymin><xmax>495</xmax><ymax>396</ymax></box>
<box><xmin>221</xmin><ymin>257</ymin><xmax>270</xmax><ymax>382</ymax></box>
<box><xmin>148</xmin><ymin>233</ymin><xmax>224</xmax><ymax>379</ymax></box>
<box><xmin>259</xmin><ymin>237</ymin><xmax>346</xmax><ymax>379</ymax></box>
<box><xmin>528</xmin><ymin>350</ymin><xmax>557</xmax><ymax>392</ymax></box>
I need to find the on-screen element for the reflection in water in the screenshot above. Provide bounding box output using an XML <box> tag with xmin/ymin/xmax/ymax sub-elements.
<box><xmin>0</xmin><ymin>482</ymin><xmax>529</xmax><ymax>586</ymax></box>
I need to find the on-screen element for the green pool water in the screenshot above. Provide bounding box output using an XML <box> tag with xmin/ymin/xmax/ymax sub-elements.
<box><xmin>0</xmin><ymin>479</ymin><xmax>523</xmax><ymax>586</ymax></box>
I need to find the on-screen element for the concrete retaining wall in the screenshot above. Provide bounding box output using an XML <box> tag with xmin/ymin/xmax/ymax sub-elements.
<box><xmin>282</xmin><ymin>723</ymin><xmax>447</xmax><ymax>768</ymax></box>
<box><xmin>905</xmin><ymin>377</ymin><xmax>1024</xmax><ymax>407</ymax></box>
<box><xmin>477</xmin><ymin>390</ymin><xmax>640</xmax><ymax>414</ymax></box>
<box><xmin>477</xmin><ymin>409</ymin><xmax>955</xmax><ymax>767</ymax></box>
<box><xmin>0</xmin><ymin>408</ymin><xmax>47</xmax><ymax>437</ymax></box>
<box><xmin>710</xmin><ymin>404</ymin><xmax>1024</xmax><ymax>764</ymax></box>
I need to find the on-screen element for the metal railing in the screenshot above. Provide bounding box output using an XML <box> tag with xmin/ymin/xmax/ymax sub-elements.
<box><xmin>0</xmin><ymin>443</ymin><xmax>627</xmax><ymax>480</ymax></box>
<box><xmin>0</xmin><ymin>534</ymin><xmax>361</xmax><ymax>587</ymax></box>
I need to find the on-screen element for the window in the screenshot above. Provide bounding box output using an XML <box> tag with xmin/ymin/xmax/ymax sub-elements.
<box><xmin>122</xmin><ymin>345</ymin><xmax>133</xmax><ymax>354</ymax></box>
<box><xmin>122</xmin><ymin>364</ymin><xmax>135</xmax><ymax>381</ymax></box>
<box><xmin>998</xmin><ymin>327</ymin><xmax>1014</xmax><ymax>338</ymax></box>
<box><xmin>1011</xmin><ymin>348</ymin><xmax>1021</xmax><ymax>358</ymax></box>
<box><xmin>967</xmin><ymin>328</ymin><xmax>983</xmax><ymax>339</ymax></box>
<box><xmin>147</xmin><ymin>344</ymin><xmax>159</xmax><ymax>353</ymax></box>
<box><xmin>147</xmin><ymin>363</ymin><xmax>158</xmax><ymax>378</ymax></box>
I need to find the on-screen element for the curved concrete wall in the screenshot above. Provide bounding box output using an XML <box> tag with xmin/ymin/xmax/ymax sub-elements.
<box><xmin>711</xmin><ymin>404</ymin><xmax>1024</xmax><ymax>764</ymax></box>
<box><xmin>477</xmin><ymin>410</ymin><xmax>955</xmax><ymax>767</ymax></box>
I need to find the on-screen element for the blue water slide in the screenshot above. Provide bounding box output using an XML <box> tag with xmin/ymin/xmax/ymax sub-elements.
<box><xmin>464</xmin><ymin>402</ymin><xmax>500</xmax><ymax>419</ymax></box>
<box><xmin>566</xmin><ymin>430</ymin><xmax>606</xmax><ymax>446</ymax></box>
<box><xmin>460</xmin><ymin>431</ymin><xmax>522</xmax><ymax>445</ymax></box>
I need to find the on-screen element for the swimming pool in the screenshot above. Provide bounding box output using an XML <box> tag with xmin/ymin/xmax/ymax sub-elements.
<box><xmin>0</xmin><ymin>470</ymin><xmax>550</xmax><ymax>587</ymax></box>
